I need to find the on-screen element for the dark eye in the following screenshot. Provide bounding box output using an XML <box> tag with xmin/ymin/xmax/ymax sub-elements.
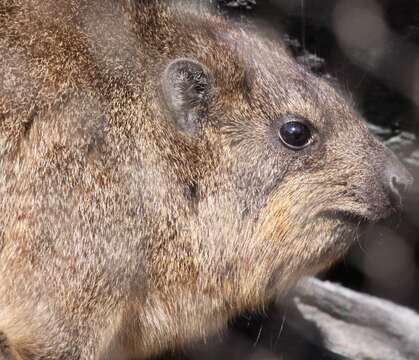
<box><xmin>279</xmin><ymin>120</ymin><xmax>312</xmax><ymax>149</ymax></box>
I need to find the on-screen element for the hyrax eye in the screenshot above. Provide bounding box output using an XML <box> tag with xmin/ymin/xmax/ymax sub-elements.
<box><xmin>278</xmin><ymin>116</ymin><xmax>313</xmax><ymax>150</ymax></box>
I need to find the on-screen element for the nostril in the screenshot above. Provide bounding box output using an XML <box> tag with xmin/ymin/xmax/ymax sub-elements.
<box><xmin>394</xmin><ymin>169</ymin><xmax>414</xmax><ymax>194</ymax></box>
<box><xmin>387</xmin><ymin>176</ymin><xmax>402</xmax><ymax>209</ymax></box>
<box><xmin>390</xmin><ymin>175</ymin><xmax>407</xmax><ymax>195</ymax></box>
<box><xmin>383</xmin><ymin>154</ymin><xmax>414</xmax><ymax>210</ymax></box>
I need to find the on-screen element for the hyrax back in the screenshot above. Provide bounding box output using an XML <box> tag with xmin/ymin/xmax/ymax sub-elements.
<box><xmin>0</xmin><ymin>0</ymin><xmax>412</xmax><ymax>359</ymax></box>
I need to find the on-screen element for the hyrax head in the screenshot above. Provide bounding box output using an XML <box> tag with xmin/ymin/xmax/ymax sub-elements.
<box><xmin>155</xmin><ymin>15</ymin><xmax>413</xmax><ymax>302</ymax></box>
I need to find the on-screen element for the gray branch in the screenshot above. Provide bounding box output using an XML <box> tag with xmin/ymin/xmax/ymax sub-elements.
<box><xmin>284</xmin><ymin>277</ymin><xmax>419</xmax><ymax>360</ymax></box>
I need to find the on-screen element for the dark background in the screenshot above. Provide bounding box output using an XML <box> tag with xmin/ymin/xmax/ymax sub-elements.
<box><xmin>159</xmin><ymin>1</ymin><xmax>419</xmax><ymax>358</ymax></box>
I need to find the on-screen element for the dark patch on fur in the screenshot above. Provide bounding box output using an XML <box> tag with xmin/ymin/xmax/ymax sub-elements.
<box><xmin>184</xmin><ymin>181</ymin><xmax>199</xmax><ymax>202</ymax></box>
<box><xmin>22</xmin><ymin>106</ymin><xmax>37</xmax><ymax>138</ymax></box>
<box><xmin>0</xmin><ymin>332</ymin><xmax>13</xmax><ymax>360</ymax></box>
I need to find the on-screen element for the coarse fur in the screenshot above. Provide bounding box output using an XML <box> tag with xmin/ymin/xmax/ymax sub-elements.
<box><xmin>0</xmin><ymin>0</ymin><xmax>413</xmax><ymax>359</ymax></box>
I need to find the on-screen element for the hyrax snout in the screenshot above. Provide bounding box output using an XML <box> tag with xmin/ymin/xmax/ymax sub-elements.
<box><xmin>0</xmin><ymin>0</ymin><xmax>413</xmax><ymax>359</ymax></box>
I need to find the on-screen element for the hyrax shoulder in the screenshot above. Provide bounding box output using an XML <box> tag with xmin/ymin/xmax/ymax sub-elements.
<box><xmin>0</xmin><ymin>0</ymin><xmax>413</xmax><ymax>359</ymax></box>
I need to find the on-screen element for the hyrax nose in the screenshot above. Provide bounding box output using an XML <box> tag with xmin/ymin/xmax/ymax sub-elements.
<box><xmin>383</xmin><ymin>153</ymin><xmax>414</xmax><ymax>209</ymax></box>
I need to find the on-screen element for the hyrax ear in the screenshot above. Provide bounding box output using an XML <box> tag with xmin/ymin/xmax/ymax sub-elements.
<box><xmin>162</xmin><ymin>58</ymin><xmax>213</xmax><ymax>135</ymax></box>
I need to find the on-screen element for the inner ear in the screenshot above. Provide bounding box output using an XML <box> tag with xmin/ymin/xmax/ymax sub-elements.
<box><xmin>162</xmin><ymin>58</ymin><xmax>213</xmax><ymax>135</ymax></box>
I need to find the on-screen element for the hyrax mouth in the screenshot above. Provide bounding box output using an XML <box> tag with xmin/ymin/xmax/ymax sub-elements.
<box><xmin>318</xmin><ymin>209</ymin><xmax>371</xmax><ymax>226</ymax></box>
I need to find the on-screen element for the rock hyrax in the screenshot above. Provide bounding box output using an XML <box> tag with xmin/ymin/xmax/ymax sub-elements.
<box><xmin>0</xmin><ymin>1</ymin><xmax>413</xmax><ymax>359</ymax></box>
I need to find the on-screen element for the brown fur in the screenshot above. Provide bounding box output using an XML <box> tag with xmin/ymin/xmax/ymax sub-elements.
<box><xmin>0</xmin><ymin>1</ymin><xmax>411</xmax><ymax>359</ymax></box>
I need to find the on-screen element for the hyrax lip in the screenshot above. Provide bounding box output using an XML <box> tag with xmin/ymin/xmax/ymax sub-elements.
<box><xmin>319</xmin><ymin>209</ymin><xmax>371</xmax><ymax>225</ymax></box>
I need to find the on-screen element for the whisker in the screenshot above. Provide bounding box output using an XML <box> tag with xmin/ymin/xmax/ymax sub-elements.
<box><xmin>253</xmin><ymin>324</ymin><xmax>263</xmax><ymax>347</ymax></box>
<box><xmin>274</xmin><ymin>310</ymin><xmax>287</xmax><ymax>348</ymax></box>
<box><xmin>300</xmin><ymin>0</ymin><xmax>306</xmax><ymax>51</ymax></box>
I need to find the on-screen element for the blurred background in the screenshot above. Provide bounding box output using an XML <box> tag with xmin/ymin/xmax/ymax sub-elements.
<box><xmin>159</xmin><ymin>0</ymin><xmax>419</xmax><ymax>359</ymax></box>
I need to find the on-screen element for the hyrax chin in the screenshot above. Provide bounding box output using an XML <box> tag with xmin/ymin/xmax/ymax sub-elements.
<box><xmin>0</xmin><ymin>0</ymin><xmax>413</xmax><ymax>359</ymax></box>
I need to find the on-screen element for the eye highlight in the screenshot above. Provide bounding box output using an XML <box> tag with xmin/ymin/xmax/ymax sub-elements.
<box><xmin>278</xmin><ymin>116</ymin><xmax>313</xmax><ymax>150</ymax></box>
